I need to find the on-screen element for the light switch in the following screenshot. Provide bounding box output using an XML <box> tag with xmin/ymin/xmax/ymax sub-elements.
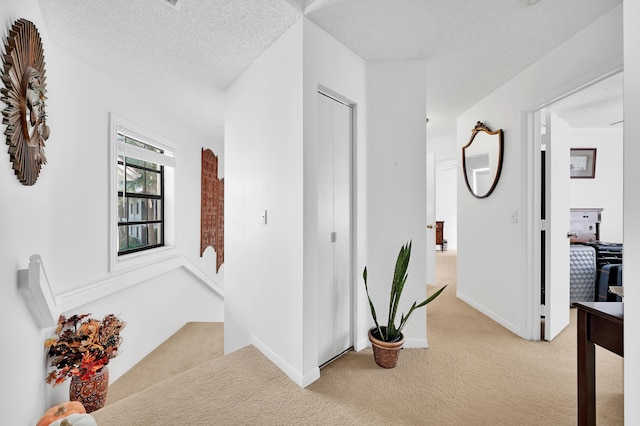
<box><xmin>260</xmin><ymin>210</ymin><xmax>267</xmax><ymax>225</ymax></box>
<box><xmin>510</xmin><ymin>211</ymin><xmax>518</xmax><ymax>223</ymax></box>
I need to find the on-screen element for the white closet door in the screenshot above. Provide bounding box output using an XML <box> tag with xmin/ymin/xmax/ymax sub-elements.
<box><xmin>317</xmin><ymin>93</ymin><xmax>353</xmax><ymax>366</ymax></box>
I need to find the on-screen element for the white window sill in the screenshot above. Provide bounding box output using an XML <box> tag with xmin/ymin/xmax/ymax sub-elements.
<box><xmin>110</xmin><ymin>245</ymin><xmax>177</xmax><ymax>273</ymax></box>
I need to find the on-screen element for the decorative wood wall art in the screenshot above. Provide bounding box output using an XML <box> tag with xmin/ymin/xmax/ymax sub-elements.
<box><xmin>1</xmin><ymin>18</ymin><xmax>51</xmax><ymax>186</ymax></box>
<box><xmin>201</xmin><ymin>148</ymin><xmax>224</xmax><ymax>272</ymax></box>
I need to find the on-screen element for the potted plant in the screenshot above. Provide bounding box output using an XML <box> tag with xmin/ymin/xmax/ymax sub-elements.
<box><xmin>363</xmin><ymin>241</ymin><xmax>446</xmax><ymax>368</ymax></box>
<box><xmin>45</xmin><ymin>313</ymin><xmax>125</xmax><ymax>412</ymax></box>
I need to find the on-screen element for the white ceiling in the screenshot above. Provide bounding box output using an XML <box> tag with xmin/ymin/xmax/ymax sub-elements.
<box><xmin>550</xmin><ymin>72</ymin><xmax>623</xmax><ymax>128</ymax></box>
<box><xmin>37</xmin><ymin>0</ymin><xmax>622</xmax><ymax>139</ymax></box>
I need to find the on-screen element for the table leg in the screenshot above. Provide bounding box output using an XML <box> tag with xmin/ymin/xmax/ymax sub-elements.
<box><xmin>577</xmin><ymin>309</ymin><xmax>596</xmax><ymax>426</ymax></box>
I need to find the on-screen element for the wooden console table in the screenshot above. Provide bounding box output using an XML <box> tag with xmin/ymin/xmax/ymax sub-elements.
<box><xmin>572</xmin><ymin>302</ymin><xmax>623</xmax><ymax>426</ymax></box>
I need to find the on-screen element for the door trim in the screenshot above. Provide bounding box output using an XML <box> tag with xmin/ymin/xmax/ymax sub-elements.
<box><xmin>524</xmin><ymin>68</ymin><xmax>624</xmax><ymax>340</ymax></box>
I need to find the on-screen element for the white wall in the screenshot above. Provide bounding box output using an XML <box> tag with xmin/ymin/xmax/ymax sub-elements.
<box><xmin>428</xmin><ymin>133</ymin><xmax>457</xmax><ymax>159</ymax></box>
<box><xmin>0</xmin><ymin>4</ymin><xmax>56</xmax><ymax>423</ymax></box>
<box><xmin>1</xmin><ymin>1</ymin><xmax>224</xmax><ymax>423</ymax></box>
<box><xmin>567</xmin><ymin>127</ymin><xmax>623</xmax><ymax>243</ymax></box>
<box><xmin>623</xmin><ymin>1</ymin><xmax>640</xmax><ymax>423</ymax></box>
<box><xmin>224</xmin><ymin>19</ymin><xmax>306</xmax><ymax>381</ymax></box>
<box><xmin>456</xmin><ymin>5</ymin><xmax>623</xmax><ymax>339</ymax></box>
<box><xmin>365</xmin><ymin>61</ymin><xmax>428</xmax><ymax>347</ymax></box>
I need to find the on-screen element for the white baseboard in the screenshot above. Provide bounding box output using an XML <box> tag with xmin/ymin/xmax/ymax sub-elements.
<box><xmin>457</xmin><ymin>290</ymin><xmax>523</xmax><ymax>337</ymax></box>
<box><xmin>251</xmin><ymin>335</ymin><xmax>319</xmax><ymax>388</ymax></box>
<box><xmin>403</xmin><ymin>338</ymin><xmax>428</xmax><ymax>349</ymax></box>
<box><xmin>354</xmin><ymin>338</ymin><xmax>369</xmax><ymax>352</ymax></box>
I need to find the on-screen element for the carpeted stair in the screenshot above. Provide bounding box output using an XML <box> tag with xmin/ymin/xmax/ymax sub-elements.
<box><xmin>92</xmin><ymin>338</ymin><xmax>376</xmax><ymax>425</ymax></box>
<box><xmin>104</xmin><ymin>322</ymin><xmax>225</xmax><ymax>405</ymax></box>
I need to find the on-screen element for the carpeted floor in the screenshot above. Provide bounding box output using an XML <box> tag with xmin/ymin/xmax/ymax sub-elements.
<box><xmin>93</xmin><ymin>250</ymin><xmax>623</xmax><ymax>425</ymax></box>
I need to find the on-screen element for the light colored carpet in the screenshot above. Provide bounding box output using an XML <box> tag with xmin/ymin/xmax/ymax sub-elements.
<box><xmin>105</xmin><ymin>322</ymin><xmax>225</xmax><ymax>405</ymax></box>
<box><xmin>93</xmin><ymin>250</ymin><xmax>624</xmax><ymax>425</ymax></box>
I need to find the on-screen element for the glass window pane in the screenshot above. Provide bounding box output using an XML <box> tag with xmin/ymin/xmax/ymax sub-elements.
<box><xmin>118</xmin><ymin>197</ymin><xmax>127</xmax><ymax>222</ymax></box>
<box><xmin>145</xmin><ymin>161</ymin><xmax>160</xmax><ymax>171</ymax></box>
<box><xmin>127</xmin><ymin>224</ymin><xmax>146</xmax><ymax>249</ymax></box>
<box><xmin>116</xmin><ymin>123</ymin><xmax>167</xmax><ymax>257</ymax></box>
<box><xmin>125</xmin><ymin>198</ymin><xmax>162</xmax><ymax>221</ymax></box>
<box><xmin>125</xmin><ymin>157</ymin><xmax>145</xmax><ymax>168</ymax></box>
<box><xmin>147</xmin><ymin>223</ymin><xmax>161</xmax><ymax>246</ymax></box>
<box><xmin>118</xmin><ymin>224</ymin><xmax>162</xmax><ymax>252</ymax></box>
<box><xmin>147</xmin><ymin>199</ymin><xmax>161</xmax><ymax>221</ymax></box>
<box><xmin>117</xmin><ymin>164</ymin><xmax>124</xmax><ymax>192</ymax></box>
<box><xmin>118</xmin><ymin>226</ymin><xmax>128</xmax><ymax>252</ymax></box>
<box><xmin>125</xmin><ymin>136</ymin><xmax>163</xmax><ymax>154</ymax></box>
<box><xmin>145</xmin><ymin>170</ymin><xmax>161</xmax><ymax>195</ymax></box>
<box><xmin>125</xmin><ymin>165</ymin><xmax>144</xmax><ymax>194</ymax></box>
<box><xmin>127</xmin><ymin>198</ymin><xmax>141</xmax><ymax>221</ymax></box>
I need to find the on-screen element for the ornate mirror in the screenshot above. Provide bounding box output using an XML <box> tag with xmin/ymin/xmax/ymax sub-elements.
<box><xmin>462</xmin><ymin>121</ymin><xmax>504</xmax><ymax>198</ymax></box>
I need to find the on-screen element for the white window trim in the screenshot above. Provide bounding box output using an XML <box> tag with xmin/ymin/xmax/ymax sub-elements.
<box><xmin>109</xmin><ymin>113</ymin><xmax>176</xmax><ymax>272</ymax></box>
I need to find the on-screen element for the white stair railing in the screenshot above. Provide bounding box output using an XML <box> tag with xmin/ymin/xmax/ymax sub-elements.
<box><xmin>18</xmin><ymin>255</ymin><xmax>60</xmax><ymax>328</ymax></box>
<box><xmin>18</xmin><ymin>254</ymin><xmax>224</xmax><ymax>328</ymax></box>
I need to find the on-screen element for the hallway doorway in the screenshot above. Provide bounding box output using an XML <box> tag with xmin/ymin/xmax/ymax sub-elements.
<box><xmin>530</xmin><ymin>71</ymin><xmax>624</xmax><ymax>341</ymax></box>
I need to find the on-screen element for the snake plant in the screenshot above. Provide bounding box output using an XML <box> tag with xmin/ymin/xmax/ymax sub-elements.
<box><xmin>363</xmin><ymin>241</ymin><xmax>447</xmax><ymax>342</ymax></box>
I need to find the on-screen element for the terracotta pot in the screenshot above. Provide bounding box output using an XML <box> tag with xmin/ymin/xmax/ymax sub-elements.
<box><xmin>69</xmin><ymin>366</ymin><xmax>109</xmax><ymax>413</ymax></box>
<box><xmin>368</xmin><ymin>327</ymin><xmax>405</xmax><ymax>368</ymax></box>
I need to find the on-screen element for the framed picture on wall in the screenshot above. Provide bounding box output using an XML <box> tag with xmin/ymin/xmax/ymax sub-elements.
<box><xmin>570</xmin><ymin>148</ymin><xmax>597</xmax><ymax>178</ymax></box>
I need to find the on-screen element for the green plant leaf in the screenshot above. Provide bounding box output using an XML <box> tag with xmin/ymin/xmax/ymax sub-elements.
<box><xmin>362</xmin><ymin>266</ymin><xmax>382</xmax><ymax>337</ymax></box>
<box><xmin>387</xmin><ymin>241</ymin><xmax>411</xmax><ymax>336</ymax></box>
<box><xmin>397</xmin><ymin>284</ymin><xmax>448</xmax><ymax>335</ymax></box>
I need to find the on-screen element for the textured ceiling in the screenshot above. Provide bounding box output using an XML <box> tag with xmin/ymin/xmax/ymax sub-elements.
<box><xmin>37</xmin><ymin>0</ymin><xmax>622</xmax><ymax>139</ymax></box>
<box><xmin>551</xmin><ymin>72</ymin><xmax>623</xmax><ymax>128</ymax></box>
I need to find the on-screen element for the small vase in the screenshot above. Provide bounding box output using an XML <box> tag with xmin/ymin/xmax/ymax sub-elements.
<box><xmin>69</xmin><ymin>366</ymin><xmax>109</xmax><ymax>413</ymax></box>
<box><xmin>369</xmin><ymin>327</ymin><xmax>405</xmax><ymax>368</ymax></box>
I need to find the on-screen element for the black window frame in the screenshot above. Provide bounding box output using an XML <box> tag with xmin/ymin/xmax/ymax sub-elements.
<box><xmin>117</xmin><ymin>136</ymin><xmax>166</xmax><ymax>256</ymax></box>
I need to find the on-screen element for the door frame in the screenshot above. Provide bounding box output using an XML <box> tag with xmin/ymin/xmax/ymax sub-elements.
<box><xmin>317</xmin><ymin>87</ymin><xmax>357</xmax><ymax>366</ymax></box>
<box><xmin>426</xmin><ymin>153</ymin><xmax>436</xmax><ymax>287</ymax></box>
<box><xmin>524</xmin><ymin>68</ymin><xmax>623</xmax><ymax>340</ymax></box>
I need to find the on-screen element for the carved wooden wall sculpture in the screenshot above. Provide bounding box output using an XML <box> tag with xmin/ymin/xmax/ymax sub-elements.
<box><xmin>201</xmin><ymin>148</ymin><xmax>224</xmax><ymax>272</ymax></box>
<box><xmin>1</xmin><ymin>18</ymin><xmax>51</xmax><ymax>186</ymax></box>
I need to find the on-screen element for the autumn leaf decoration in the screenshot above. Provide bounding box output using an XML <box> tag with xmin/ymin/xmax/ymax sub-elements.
<box><xmin>45</xmin><ymin>314</ymin><xmax>125</xmax><ymax>386</ymax></box>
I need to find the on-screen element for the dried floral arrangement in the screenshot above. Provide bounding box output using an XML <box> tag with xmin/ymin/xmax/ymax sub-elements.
<box><xmin>45</xmin><ymin>314</ymin><xmax>125</xmax><ymax>386</ymax></box>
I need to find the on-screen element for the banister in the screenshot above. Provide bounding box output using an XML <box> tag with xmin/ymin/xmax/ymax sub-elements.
<box><xmin>18</xmin><ymin>254</ymin><xmax>224</xmax><ymax>328</ymax></box>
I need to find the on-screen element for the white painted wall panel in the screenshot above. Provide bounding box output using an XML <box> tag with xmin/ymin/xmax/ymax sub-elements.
<box><xmin>365</xmin><ymin>61</ymin><xmax>428</xmax><ymax>348</ymax></box>
<box><xmin>224</xmin><ymin>20</ymin><xmax>305</xmax><ymax>379</ymax></box>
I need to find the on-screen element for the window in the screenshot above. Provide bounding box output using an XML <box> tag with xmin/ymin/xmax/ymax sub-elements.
<box><xmin>110</xmin><ymin>114</ymin><xmax>175</xmax><ymax>271</ymax></box>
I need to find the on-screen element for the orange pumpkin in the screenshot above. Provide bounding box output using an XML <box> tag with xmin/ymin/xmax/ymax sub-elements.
<box><xmin>37</xmin><ymin>401</ymin><xmax>86</xmax><ymax>426</ymax></box>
